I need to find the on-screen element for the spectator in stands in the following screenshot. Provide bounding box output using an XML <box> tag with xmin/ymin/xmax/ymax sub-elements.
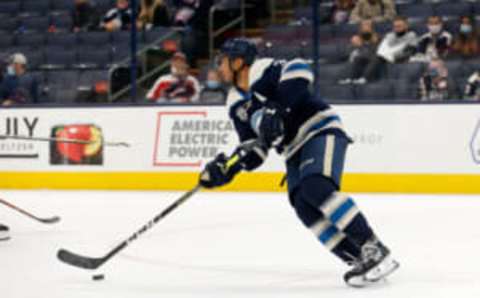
<box><xmin>350</xmin><ymin>0</ymin><xmax>396</xmax><ymax>24</ymax></box>
<box><xmin>416</xmin><ymin>16</ymin><xmax>452</xmax><ymax>61</ymax></box>
<box><xmin>179</xmin><ymin>0</ymin><xmax>214</xmax><ymax>65</ymax></box>
<box><xmin>324</xmin><ymin>0</ymin><xmax>355</xmax><ymax>24</ymax></box>
<box><xmin>417</xmin><ymin>58</ymin><xmax>449</xmax><ymax>101</ymax></box>
<box><xmin>173</xmin><ymin>0</ymin><xmax>200</xmax><ymax>27</ymax></box>
<box><xmin>0</xmin><ymin>54</ymin><xmax>38</xmax><ymax>106</ymax></box>
<box><xmin>451</xmin><ymin>16</ymin><xmax>479</xmax><ymax>60</ymax></box>
<box><xmin>138</xmin><ymin>0</ymin><xmax>170</xmax><ymax>29</ymax></box>
<box><xmin>350</xmin><ymin>16</ymin><xmax>417</xmax><ymax>84</ymax></box>
<box><xmin>339</xmin><ymin>19</ymin><xmax>380</xmax><ymax>84</ymax></box>
<box><xmin>100</xmin><ymin>0</ymin><xmax>132</xmax><ymax>32</ymax></box>
<box><xmin>147</xmin><ymin>52</ymin><xmax>200</xmax><ymax>103</ymax></box>
<box><xmin>72</xmin><ymin>0</ymin><xmax>99</xmax><ymax>32</ymax></box>
<box><xmin>199</xmin><ymin>69</ymin><xmax>227</xmax><ymax>103</ymax></box>
<box><xmin>464</xmin><ymin>70</ymin><xmax>480</xmax><ymax>101</ymax></box>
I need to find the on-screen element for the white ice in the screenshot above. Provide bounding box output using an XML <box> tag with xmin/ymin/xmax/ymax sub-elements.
<box><xmin>1</xmin><ymin>190</ymin><xmax>480</xmax><ymax>298</ymax></box>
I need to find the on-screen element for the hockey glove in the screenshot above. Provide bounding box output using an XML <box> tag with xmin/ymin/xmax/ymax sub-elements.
<box><xmin>200</xmin><ymin>153</ymin><xmax>241</xmax><ymax>189</ymax></box>
<box><xmin>258</xmin><ymin>107</ymin><xmax>285</xmax><ymax>150</ymax></box>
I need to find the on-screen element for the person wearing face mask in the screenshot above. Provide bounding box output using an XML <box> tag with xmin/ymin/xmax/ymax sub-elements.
<box><xmin>72</xmin><ymin>0</ymin><xmax>99</xmax><ymax>32</ymax></box>
<box><xmin>417</xmin><ymin>16</ymin><xmax>452</xmax><ymax>61</ymax></box>
<box><xmin>464</xmin><ymin>70</ymin><xmax>480</xmax><ymax>101</ymax></box>
<box><xmin>339</xmin><ymin>19</ymin><xmax>380</xmax><ymax>84</ymax></box>
<box><xmin>100</xmin><ymin>0</ymin><xmax>133</xmax><ymax>32</ymax></box>
<box><xmin>417</xmin><ymin>57</ymin><xmax>450</xmax><ymax>101</ymax></box>
<box><xmin>199</xmin><ymin>69</ymin><xmax>227</xmax><ymax>103</ymax></box>
<box><xmin>350</xmin><ymin>0</ymin><xmax>396</xmax><ymax>24</ymax></box>
<box><xmin>0</xmin><ymin>53</ymin><xmax>39</xmax><ymax>106</ymax></box>
<box><xmin>147</xmin><ymin>52</ymin><xmax>200</xmax><ymax>103</ymax></box>
<box><xmin>350</xmin><ymin>16</ymin><xmax>417</xmax><ymax>84</ymax></box>
<box><xmin>452</xmin><ymin>16</ymin><xmax>479</xmax><ymax>59</ymax></box>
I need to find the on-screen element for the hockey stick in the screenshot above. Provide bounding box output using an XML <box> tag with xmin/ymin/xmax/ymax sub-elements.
<box><xmin>57</xmin><ymin>185</ymin><xmax>202</xmax><ymax>270</ymax></box>
<box><xmin>0</xmin><ymin>198</ymin><xmax>61</xmax><ymax>224</ymax></box>
<box><xmin>0</xmin><ymin>135</ymin><xmax>130</xmax><ymax>147</ymax></box>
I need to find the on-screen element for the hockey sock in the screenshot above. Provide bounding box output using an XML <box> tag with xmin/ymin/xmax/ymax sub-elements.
<box><xmin>300</xmin><ymin>175</ymin><xmax>374</xmax><ymax>248</ymax></box>
<box><xmin>292</xmin><ymin>191</ymin><xmax>361</xmax><ymax>263</ymax></box>
<box><xmin>318</xmin><ymin>192</ymin><xmax>374</xmax><ymax>247</ymax></box>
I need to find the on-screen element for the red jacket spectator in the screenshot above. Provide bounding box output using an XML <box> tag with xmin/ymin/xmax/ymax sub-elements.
<box><xmin>147</xmin><ymin>52</ymin><xmax>200</xmax><ymax>103</ymax></box>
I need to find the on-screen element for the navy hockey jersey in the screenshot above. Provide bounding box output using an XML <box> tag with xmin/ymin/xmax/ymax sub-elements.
<box><xmin>226</xmin><ymin>58</ymin><xmax>348</xmax><ymax>160</ymax></box>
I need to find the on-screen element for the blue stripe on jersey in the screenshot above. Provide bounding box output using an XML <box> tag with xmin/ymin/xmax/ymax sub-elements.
<box><xmin>309</xmin><ymin>115</ymin><xmax>341</xmax><ymax>132</ymax></box>
<box><xmin>284</xmin><ymin>63</ymin><xmax>312</xmax><ymax>74</ymax></box>
<box><xmin>330</xmin><ymin>198</ymin><xmax>355</xmax><ymax>224</ymax></box>
<box><xmin>319</xmin><ymin>225</ymin><xmax>338</xmax><ymax>244</ymax></box>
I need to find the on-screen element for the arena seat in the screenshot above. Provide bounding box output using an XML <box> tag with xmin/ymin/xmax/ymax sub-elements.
<box><xmin>20</xmin><ymin>15</ymin><xmax>51</xmax><ymax>32</ymax></box>
<box><xmin>42</xmin><ymin>49</ymin><xmax>76</xmax><ymax>69</ymax></box>
<box><xmin>388</xmin><ymin>63</ymin><xmax>426</xmax><ymax>82</ymax></box>
<box><xmin>320</xmin><ymin>83</ymin><xmax>356</xmax><ymax>102</ymax></box>
<box><xmin>46</xmin><ymin>32</ymin><xmax>77</xmax><ymax>48</ymax></box>
<box><xmin>75</xmin><ymin>48</ymin><xmax>112</xmax><ymax>69</ymax></box>
<box><xmin>355</xmin><ymin>81</ymin><xmax>395</xmax><ymax>101</ymax></box>
<box><xmin>393</xmin><ymin>79</ymin><xmax>417</xmax><ymax>101</ymax></box>
<box><xmin>21</xmin><ymin>1</ymin><xmax>50</xmax><ymax>16</ymax></box>
<box><xmin>0</xmin><ymin>2</ymin><xmax>20</xmax><ymax>15</ymax></box>
<box><xmin>398</xmin><ymin>3</ymin><xmax>434</xmax><ymax>19</ymax></box>
<box><xmin>434</xmin><ymin>2</ymin><xmax>472</xmax><ymax>19</ymax></box>
<box><xmin>16</xmin><ymin>32</ymin><xmax>46</xmax><ymax>47</ymax></box>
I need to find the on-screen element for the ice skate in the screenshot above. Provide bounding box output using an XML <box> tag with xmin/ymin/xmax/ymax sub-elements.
<box><xmin>344</xmin><ymin>238</ymin><xmax>399</xmax><ymax>287</ymax></box>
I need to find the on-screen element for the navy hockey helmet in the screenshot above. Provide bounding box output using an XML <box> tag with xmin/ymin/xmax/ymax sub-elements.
<box><xmin>218</xmin><ymin>38</ymin><xmax>258</xmax><ymax>66</ymax></box>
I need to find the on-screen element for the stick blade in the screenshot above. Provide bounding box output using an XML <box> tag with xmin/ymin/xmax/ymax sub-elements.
<box><xmin>57</xmin><ymin>249</ymin><xmax>104</xmax><ymax>270</ymax></box>
<box><xmin>40</xmin><ymin>216</ymin><xmax>61</xmax><ymax>224</ymax></box>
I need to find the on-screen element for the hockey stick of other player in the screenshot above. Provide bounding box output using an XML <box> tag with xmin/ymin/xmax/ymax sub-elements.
<box><xmin>57</xmin><ymin>184</ymin><xmax>202</xmax><ymax>270</ymax></box>
<box><xmin>0</xmin><ymin>135</ymin><xmax>130</xmax><ymax>147</ymax></box>
<box><xmin>0</xmin><ymin>198</ymin><xmax>61</xmax><ymax>224</ymax></box>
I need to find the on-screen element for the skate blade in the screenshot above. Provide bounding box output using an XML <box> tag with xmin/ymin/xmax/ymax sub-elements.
<box><xmin>365</xmin><ymin>256</ymin><xmax>400</xmax><ymax>282</ymax></box>
<box><xmin>346</xmin><ymin>258</ymin><xmax>400</xmax><ymax>288</ymax></box>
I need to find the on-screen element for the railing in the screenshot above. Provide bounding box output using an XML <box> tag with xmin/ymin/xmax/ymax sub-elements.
<box><xmin>208</xmin><ymin>0</ymin><xmax>246</xmax><ymax>59</ymax></box>
<box><xmin>108</xmin><ymin>29</ymin><xmax>182</xmax><ymax>102</ymax></box>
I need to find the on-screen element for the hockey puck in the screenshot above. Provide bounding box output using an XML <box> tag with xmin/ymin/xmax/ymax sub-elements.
<box><xmin>92</xmin><ymin>274</ymin><xmax>105</xmax><ymax>281</ymax></box>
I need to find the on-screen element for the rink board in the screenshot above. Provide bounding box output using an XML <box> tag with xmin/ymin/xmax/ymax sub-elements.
<box><xmin>1</xmin><ymin>104</ymin><xmax>480</xmax><ymax>193</ymax></box>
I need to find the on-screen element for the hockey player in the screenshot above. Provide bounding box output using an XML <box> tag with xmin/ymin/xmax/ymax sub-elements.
<box><xmin>199</xmin><ymin>38</ymin><xmax>399</xmax><ymax>287</ymax></box>
<box><xmin>0</xmin><ymin>223</ymin><xmax>9</xmax><ymax>241</ymax></box>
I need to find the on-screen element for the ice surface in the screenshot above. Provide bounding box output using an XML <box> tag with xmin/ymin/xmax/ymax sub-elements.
<box><xmin>1</xmin><ymin>190</ymin><xmax>480</xmax><ymax>298</ymax></box>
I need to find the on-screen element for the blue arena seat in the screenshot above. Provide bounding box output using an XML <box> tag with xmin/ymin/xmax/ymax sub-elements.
<box><xmin>24</xmin><ymin>50</ymin><xmax>45</xmax><ymax>70</ymax></box>
<box><xmin>16</xmin><ymin>33</ymin><xmax>46</xmax><ymax>47</ymax></box>
<box><xmin>75</xmin><ymin>48</ymin><xmax>112</xmax><ymax>69</ymax></box>
<box><xmin>21</xmin><ymin>1</ymin><xmax>50</xmax><ymax>16</ymax></box>
<box><xmin>398</xmin><ymin>3</ymin><xmax>434</xmax><ymax>19</ymax></box>
<box><xmin>445</xmin><ymin>60</ymin><xmax>465</xmax><ymax>79</ymax></box>
<box><xmin>50</xmin><ymin>0</ymin><xmax>74</xmax><ymax>12</ymax></box>
<box><xmin>20</xmin><ymin>16</ymin><xmax>51</xmax><ymax>32</ymax></box>
<box><xmin>42</xmin><ymin>49</ymin><xmax>76</xmax><ymax>69</ymax></box>
<box><xmin>77</xmin><ymin>31</ymin><xmax>111</xmax><ymax>46</ymax></box>
<box><xmin>393</xmin><ymin>79</ymin><xmax>417</xmax><ymax>101</ymax></box>
<box><xmin>355</xmin><ymin>81</ymin><xmax>394</xmax><ymax>101</ymax></box>
<box><xmin>0</xmin><ymin>17</ymin><xmax>18</xmax><ymax>32</ymax></box>
<box><xmin>388</xmin><ymin>63</ymin><xmax>427</xmax><ymax>82</ymax></box>
<box><xmin>0</xmin><ymin>34</ymin><xmax>15</xmax><ymax>49</ymax></box>
<box><xmin>46</xmin><ymin>33</ymin><xmax>77</xmax><ymax>48</ymax></box>
<box><xmin>434</xmin><ymin>2</ymin><xmax>472</xmax><ymax>19</ymax></box>
<box><xmin>318</xmin><ymin>63</ymin><xmax>349</xmax><ymax>83</ymax></box>
<box><xmin>51</xmin><ymin>14</ymin><xmax>73</xmax><ymax>31</ymax></box>
<box><xmin>0</xmin><ymin>2</ymin><xmax>20</xmax><ymax>15</ymax></box>
<box><xmin>46</xmin><ymin>70</ymin><xmax>79</xmax><ymax>87</ymax></box>
<box><xmin>320</xmin><ymin>83</ymin><xmax>356</xmax><ymax>102</ymax></box>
